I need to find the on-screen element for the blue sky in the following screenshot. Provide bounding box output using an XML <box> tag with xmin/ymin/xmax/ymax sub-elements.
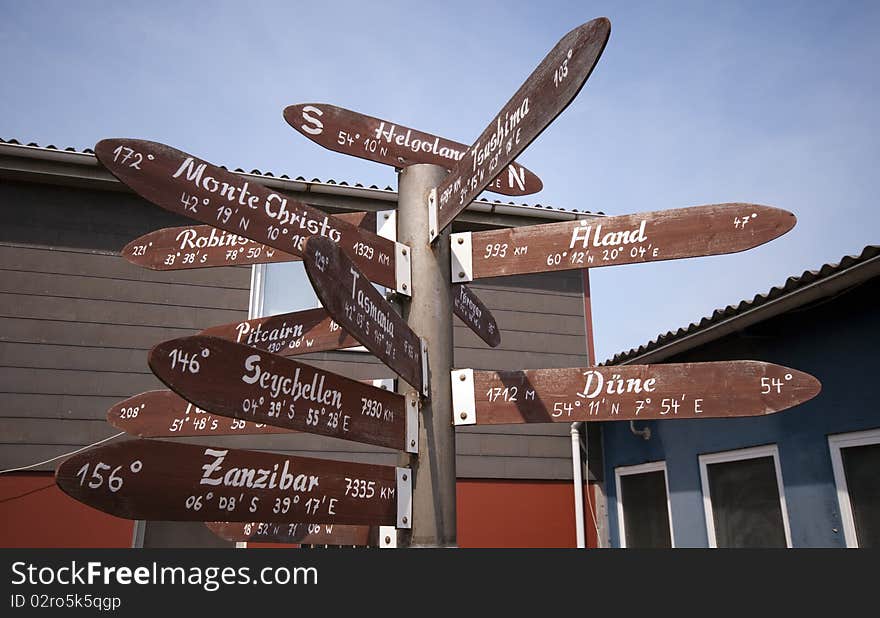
<box><xmin>2</xmin><ymin>1</ymin><xmax>878</xmax><ymax>362</ymax></box>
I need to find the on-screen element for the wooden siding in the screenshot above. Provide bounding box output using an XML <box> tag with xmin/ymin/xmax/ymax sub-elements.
<box><xmin>0</xmin><ymin>179</ymin><xmax>587</xmax><ymax>484</ymax></box>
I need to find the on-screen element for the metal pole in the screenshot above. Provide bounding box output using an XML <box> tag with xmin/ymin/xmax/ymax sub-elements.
<box><xmin>396</xmin><ymin>163</ymin><xmax>456</xmax><ymax>548</ymax></box>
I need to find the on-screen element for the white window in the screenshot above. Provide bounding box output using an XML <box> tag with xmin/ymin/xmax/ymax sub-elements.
<box><xmin>249</xmin><ymin>261</ymin><xmax>319</xmax><ymax>319</ymax></box>
<box><xmin>615</xmin><ymin>461</ymin><xmax>674</xmax><ymax>548</ymax></box>
<box><xmin>247</xmin><ymin>209</ymin><xmax>396</xmax><ymax>349</ymax></box>
<box><xmin>828</xmin><ymin>428</ymin><xmax>880</xmax><ymax>548</ymax></box>
<box><xmin>699</xmin><ymin>444</ymin><xmax>792</xmax><ymax>548</ymax></box>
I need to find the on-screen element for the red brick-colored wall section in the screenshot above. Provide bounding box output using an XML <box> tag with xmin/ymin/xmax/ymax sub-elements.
<box><xmin>456</xmin><ymin>479</ymin><xmax>580</xmax><ymax>548</ymax></box>
<box><xmin>0</xmin><ymin>474</ymin><xmax>134</xmax><ymax>548</ymax></box>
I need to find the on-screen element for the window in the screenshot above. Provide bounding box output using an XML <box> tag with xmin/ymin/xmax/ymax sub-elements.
<box><xmin>247</xmin><ymin>210</ymin><xmax>394</xmax><ymax>350</ymax></box>
<box><xmin>829</xmin><ymin>428</ymin><xmax>880</xmax><ymax>548</ymax></box>
<box><xmin>250</xmin><ymin>262</ymin><xmax>320</xmax><ymax>319</ymax></box>
<box><xmin>615</xmin><ymin>461</ymin><xmax>674</xmax><ymax>548</ymax></box>
<box><xmin>699</xmin><ymin>445</ymin><xmax>791</xmax><ymax>548</ymax></box>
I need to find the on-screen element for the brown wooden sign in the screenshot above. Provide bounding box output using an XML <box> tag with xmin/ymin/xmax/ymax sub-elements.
<box><xmin>430</xmin><ymin>17</ymin><xmax>610</xmax><ymax>240</ymax></box>
<box><xmin>200</xmin><ymin>307</ymin><xmax>359</xmax><ymax>356</ymax></box>
<box><xmin>452</xmin><ymin>362</ymin><xmax>821</xmax><ymax>425</ymax></box>
<box><xmin>148</xmin><ymin>335</ymin><xmax>409</xmax><ymax>451</ymax></box>
<box><xmin>55</xmin><ymin>440</ymin><xmax>410</xmax><ymax>526</ymax></box>
<box><xmin>453</xmin><ymin>203</ymin><xmax>797</xmax><ymax>281</ymax></box>
<box><xmin>107</xmin><ymin>390</ymin><xmax>294</xmax><ymax>438</ymax></box>
<box><xmin>452</xmin><ymin>284</ymin><xmax>501</xmax><ymax>348</ymax></box>
<box><xmin>205</xmin><ymin>521</ymin><xmax>377</xmax><ymax>546</ymax></box>
<box><xmin>303</xmin><ymin>236</ymin><xmax>426</xmax><ymax>395</ymax></box>
<box><xmin>94</xmin><ymin>139</ymin><xmax>401</xmax><ymax>289</ymax></box>
<box><xmin>122</xmin><ymin>211</ymin><xmax>374</xmax><ymax>271</ymax></box>
<box><xmin>283</xmin><ymin>103</ymin><xmax>543</xmax><ymax>197</ymax></box>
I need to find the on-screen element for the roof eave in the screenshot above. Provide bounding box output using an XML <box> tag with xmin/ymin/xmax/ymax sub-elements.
<box><xmin>612</xmin><ymin>251</ymin><xmax>880</xmax><ymax>365</ymax></box>
<box><xmin>0</xmin><ymin>141</ymin><xmax>600</xmax><ymax>226</ymax></box>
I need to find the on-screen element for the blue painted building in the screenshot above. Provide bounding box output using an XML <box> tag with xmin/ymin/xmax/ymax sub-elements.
<box><xmin>600</xmin><ymin>246</ymin><xmax>879</xmax><ymax>548</ymax></box>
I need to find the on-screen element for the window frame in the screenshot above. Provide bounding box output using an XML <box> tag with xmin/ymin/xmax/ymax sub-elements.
<box><xmin>614</xmin><ymin>460</ymin><xmax>675</xmax><ymax>548</ymax></box>
<box><xmin>828</xmin><ymin>427</ymin><xmax>880</xmax><ymax>548</ymax></box>
<box><xmin>698</xmin><ymin>444</ymin><xmax>792</xmax><ymax>548</ymax></box>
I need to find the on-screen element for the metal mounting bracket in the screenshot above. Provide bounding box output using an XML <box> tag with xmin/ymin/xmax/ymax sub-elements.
<box><xmin>450</xmin><ymin>232</ymin><xmax>473</xmax><ymax>283</ymax></box>
<box><xmin>451</xmin><ymin>368</ymin><xmax>476</xmax><ymax>426</ymax></box>
<box><xmin>376</xmin><ymin>209</ymin><xmax>397</xmax><ymax>241</ymax></box>
<box><xmin>371</xmin><ymin>378</ymin><xmax>395</xmax><ymax>392</ymax></box>
<box><xmin>427</xmin><ymin>188</ymin><xmax>439</xmax><ymax>243</ymax></box>
<box><xmin>379</xmin><ymin>526</ymin><xmax>397</xmax><ymax>549</ymax></box>
<box><xmin>395</xmin><ymin>241</ymin><xmax>412</xmax><ymax>296</ymax></box>
<box><xmin>405</xmin><ymin>391</ymin><xmax>419</xmax><ymax>454</ymax></box>
<box><xmin>396</xmin><ymin>467</ymin><xmax>412</xmax><ymax>529</ymax></box>
<box><xmin>418</xmin><ymin>337</ymin><xmax>430</xmax><ymax>398</ymax></box>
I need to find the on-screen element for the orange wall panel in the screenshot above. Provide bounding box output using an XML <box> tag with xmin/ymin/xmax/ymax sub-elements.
<box><xmin>456</xmin><ymin>479</ymin><xmax>578</xmax><ymax>548</ymax></box>
<box><xmin>0</xmin><ymin>473</ymin><xmax>133</xmax><ymax>548</ymax></box>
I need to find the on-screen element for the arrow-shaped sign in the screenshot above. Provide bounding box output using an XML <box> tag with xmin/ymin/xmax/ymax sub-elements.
<box><xmin>452</xmin><ymin>284</ymin><xmax>501</xmax><ymax>348</ymax></box>
<box><xmin>284</xmin><ymin>103</ymin><xmax>543</xmax><ymax>197</ymax></box>
<box><xmin>303</xmin><ymin>236</ymin><xmax>427</xmax><ymax>396</ymax></box>
<box><xmin>95</xmin><ymin>139</ymin><xmax>406</xmax><ymax>291</ymax></box>
<box><xmin>205</xmin><ymin>521</ymin><xmax>378</xmax><ymax>546</ymax></box>
<box><xmin>452</xmin><ymin>362</ymin><xmax>821</xmax><ymax>425</ymax></box>
<box><xmin>148</xmin><ymin>336</ymin><xmax>416</xmax><ymax>452</ymax></box>
<box><xmin>122</xmin><ymin>211</ymin><xmax>375</xmax><ymax>271</ymax></box>
<box><xmin>429</xmin><ymin>17</ymin><xmax>611</xmax><ymax>241</ymax></box>
<box><xmin>56</xmin><ymin>439</ymin><xmax>411</xmax><ymax>526</ymax></box>
<box><xmin>109</xmin><ymin>380</ymin><xmax>396</xmax><ymax>438</ymax></box>
<box><xmin>451</xmin><ymin>203</ymin><xmax>797</xmax><ymax>281</ymax></box>
<box><xmin>199</xmin><ymin>307</ymin><xmax>359</xmax><ymax>356</ymax></box>
<box><xmin>107</xmin><ymin>390</ymin><xmax>295</xmax><ymax>438</ymax></box>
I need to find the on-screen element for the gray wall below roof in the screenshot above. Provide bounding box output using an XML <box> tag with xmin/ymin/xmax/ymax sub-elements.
<box><xmin>0</xmin><ymin>180</ymin><xmax>588</xmax><ymax>491</ymax></box>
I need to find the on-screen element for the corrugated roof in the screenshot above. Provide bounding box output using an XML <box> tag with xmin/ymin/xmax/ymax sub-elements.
<box><xmin>606</xmin><ymin>245</ymin><xmax>880</xmax><ymax>365</ymax></box>
<box><xmin>0</xmin><ymin>137</ymin><xmax>603</xmax><ymax>215</ymax></box>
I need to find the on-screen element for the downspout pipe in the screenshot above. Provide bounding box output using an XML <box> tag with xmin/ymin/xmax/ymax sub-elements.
<box><xmin>571</xmin><ymin>421</ymin><xmax>586</xmax><ymax>548</ymax></box>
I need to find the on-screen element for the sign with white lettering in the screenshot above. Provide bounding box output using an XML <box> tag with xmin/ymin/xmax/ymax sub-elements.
<box><xmin>451</xmin><ymin>362</ymin><xmax>821</xmax><ymax>425</ymax></box>
<box><xmin>94</xmin><ymin>139</ymin><xmax>401</xmax><ymax>289</ymax></box>
<box><xmin>430</xmin><ymin>17</ymin><xmax>610</xmax><ymax>240</ymax></box>
<box><xmin>148</xmin><ymin>335</ymin><xmax>409</xmax><ymax>451</ymax></box>
<box><xmin>55</xmin><ymin>440</ymin><xmax>411</xmax><ymax>526</ymax></box>
<box><xmin>453</xmin><ymin>203</ymin><xmax>797</xmax><ymax>281</ymax></box>
<box><xmin>107</xmin><ymin>390</ymin><xmax>294</xmax><ymax>438</ymax></box>
<box><xmin>303</xmin><ymin>236</ymin><xmax>426</xmax><ymax>395</ymax></box>
<box><xmin>205</xmin><ymin>521</ymin><xmax>377</xmax><ymax>546</ymax></box>
<box><xmin>452</xmin><ymin>284</ymin><xmax>500</xmax><ymax>348</ymax></box>
<box><xmin>200</xmin><ymin>308</ymin><xmax>359</xmax><ymax>356</ymax></box>
<box><xmin>122</xmin><ymin>211</ymin><xmax>374</xmax><ymax>270</ymax></box>
<box><xmin>284</xmin><ymin>103</ymin><xmax>542</xmax><ymax>197</ymax></box>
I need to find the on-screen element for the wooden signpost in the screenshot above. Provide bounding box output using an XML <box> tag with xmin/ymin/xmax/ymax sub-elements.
<box><xmin>205</xmin><ymin>521</ymin><xmax>378</xmax><ymax>546</ymax></box>
<box><xmin>63</xmin><ymin>16</ymin><xmax>827</xmax><ymax>548</ymax></box>
<box><xmin>94</xmin><ymin>139</ymin><xmax>408</xmax><ymax>292</ymax></box>
<box><xmin>303</xmin><ymin>235</ymin><xmax>427</xmax><ymax>396</ymax></box>
<box><xmin>122</xmin><ymin>211</ymin><xmax>375</xmax><ymax>270</ymax></box>
<box><xmin>451</xmin><ymin>203</ymin><xmax>797</xmax><ymax>281</ymax></box>
<box><xmin>284</xmin><ymin>103</ymin><xmax>543</xmax><ymax>197</ymax></box>
<box><xmin>110</xmin><ymin>379</ymin><xmax>395</xmax><ymax>438</ymax></box>
<box><xmin>148</xmin><ymin>335</ymin><xmax>416</xmax><ymax>452</ymax></box>
<box><xmin>429</xmin><ymin>17</ymin><xmax>611</xmax><ymax>241</ymax></box>
<box><xmin>107</xmin><ymin>390</ymin><xmax>294</xmax><ymax>438</ymax></box>
<box><xmin>200</xmin><ymin>307</ymin><xmax>360</xmax><ymax>356</ymax></box>
<box><xmin>452</xmin><ymin>284</ymin><xmax>501</xmax><ymax>348</ymax></box>
<box><xmin>55</xmin><ymin>440</ymin><xmax>411</xmax><ymax>526</ymax></box>
<box><xmin>451</xmin><ymin>362</ymin><xmax>821</xmax><ymax>425</ymax></box>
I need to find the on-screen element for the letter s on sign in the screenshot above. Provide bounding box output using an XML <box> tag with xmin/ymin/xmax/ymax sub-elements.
<box><xmin>301</xmin><ymin>106</ymin><xmax>324</xmax><ymax>136</ymax></box>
